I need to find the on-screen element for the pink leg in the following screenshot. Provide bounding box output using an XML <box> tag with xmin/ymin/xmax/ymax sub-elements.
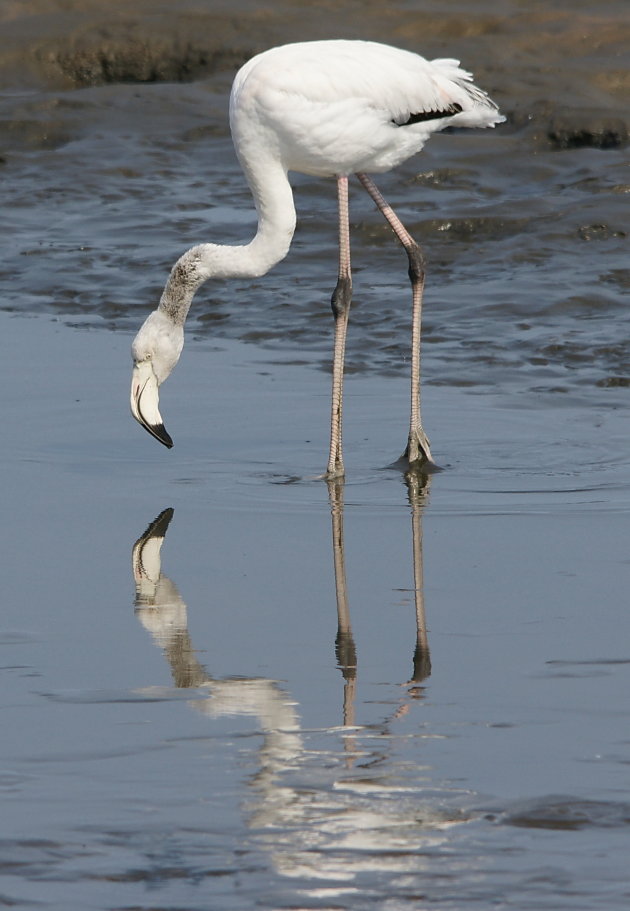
<box><xmin>356</xmin><ymin>172</ymin><xmax>434</xmax><ymax>468</ymax></box>
<box><xmin>326</xmin><ymin>176</ymin><xmax>353</xmax><ymax>478</ymax></box>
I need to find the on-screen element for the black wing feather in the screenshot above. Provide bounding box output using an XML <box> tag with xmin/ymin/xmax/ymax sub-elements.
<box><xmin>395</xmin><ymin>103</ymin><xmax>463</xmax><ymax>126</ymax></box>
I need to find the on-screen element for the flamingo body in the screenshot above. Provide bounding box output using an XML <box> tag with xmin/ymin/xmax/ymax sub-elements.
<box><xmin>231</xmin><ymin>41</ymin><xmax>499</xmax><ymax>178</ymax></box>
<box><xmin>130</xmin><ymin>40</ymin><xmax>503</xmax><ymax>471</ymax></box>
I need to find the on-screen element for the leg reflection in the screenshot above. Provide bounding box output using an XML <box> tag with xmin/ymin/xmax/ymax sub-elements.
<box><xmin>328</xmin><ymin>478</ymin><xmax>357</xmax><ymax>731</ymax></box>
<box><xmin>405</xmin><ymin>469</ymin><xmax>432</xmax><ymax>692</ymax></box>
<box><xmin>327</xmin><ymin>470</ymin><xmax>432</xmax><ymax>734</ymax></box>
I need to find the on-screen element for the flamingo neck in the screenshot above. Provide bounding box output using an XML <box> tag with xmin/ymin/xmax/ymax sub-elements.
<box><xmin>158</xmin><ymin>156</ymin><xmax>296</xmax><ymax>327</ymax></box>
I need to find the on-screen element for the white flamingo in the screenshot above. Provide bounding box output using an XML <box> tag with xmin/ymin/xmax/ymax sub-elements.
<box><xmin>130</xmin><ymin>39</ymin><xmax>503</xmax><ymax>476</ymax></box>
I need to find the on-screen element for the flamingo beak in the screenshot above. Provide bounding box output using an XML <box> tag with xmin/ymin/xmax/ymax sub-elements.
<box><xmin>130</xmin><ymin>361</ymin><xmax>174</xmax><ymax>449</ymax></box>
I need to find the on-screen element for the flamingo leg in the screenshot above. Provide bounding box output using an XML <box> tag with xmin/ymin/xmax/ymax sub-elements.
<box><xmin>326</xmin><ymin>175</ymin><xmax>353</xmax><ymax>478</ymax></box>
<box><xmin>356</xmin><ymin>172</ymin><xmax>434</xmax><ymax>468</ymax></box>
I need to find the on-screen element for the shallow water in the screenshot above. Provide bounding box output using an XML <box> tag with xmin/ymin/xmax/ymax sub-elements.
<box><xmin>1</xmin><ymin>312</ymin><xmax>629</xmax><ymax>910</ymax></box>
<box><xmin>1</xmin><ymin>2</ymin><xmax>630</xmax><ymax>909</ymax></box>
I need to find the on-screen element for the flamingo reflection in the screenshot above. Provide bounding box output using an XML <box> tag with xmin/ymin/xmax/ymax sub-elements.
<box><xmin>132</xmin><ymin>477</ymin><xmax>431</xmax><ymax>739</ymax></box>
<box><xmin>129</xmin><ymin>482</ymin><xmax>453</xmax><ymax>884</ymax></box>
<box><xmin>132</xmin><ymin>508</ymin><xmax>303</xmax><ymax>797</ymax></box>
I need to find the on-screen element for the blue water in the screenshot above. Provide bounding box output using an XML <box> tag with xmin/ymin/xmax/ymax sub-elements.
<box><xmin>0</xmin><ymin>312</ymin><xmax>629</xmax><ymax>909</ymax></box>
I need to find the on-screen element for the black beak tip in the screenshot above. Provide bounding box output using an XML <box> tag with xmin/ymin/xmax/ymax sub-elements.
<box><xmin>149</xmin><ymin>423</ymin><xmax>174</xmax><ymax>449</ymax></box>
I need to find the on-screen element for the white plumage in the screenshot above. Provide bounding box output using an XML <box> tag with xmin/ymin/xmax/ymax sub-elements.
<box><xmin>130</xmin><ymin>39</ymin><xmax>504</xmax><ymax>475</ymax></box>
<box><xmin>232</xmin><ymin>41</ymin><xmax>499</xmax><ymax>176</ymax></box>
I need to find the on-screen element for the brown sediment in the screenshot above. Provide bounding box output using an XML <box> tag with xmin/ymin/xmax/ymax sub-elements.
<box><xmin>0</xmin><ymin>2</ymin><xmax>625</xmax><ymax>103</ymax></box>
<box><xmin>1</xmin><ymin>0</ymin><xmax>627</xmax><ymax>152</ymax></box>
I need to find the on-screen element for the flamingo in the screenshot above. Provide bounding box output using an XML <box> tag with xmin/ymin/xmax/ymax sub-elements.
<box><xmin>130</xmin><ymin>39</ymin><xmax>503</xmax><ymax>477</ymax></box>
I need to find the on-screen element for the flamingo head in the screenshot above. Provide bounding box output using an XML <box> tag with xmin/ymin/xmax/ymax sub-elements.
<box><xmin>130</xmin><ymin>310</ymin><xmax>183</xmax><ymax>449</ymax></box>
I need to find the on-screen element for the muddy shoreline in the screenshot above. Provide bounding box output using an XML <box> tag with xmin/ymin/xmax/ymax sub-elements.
<box><xmin>3</xmin><ymin>1</ymin><xmax>629</xmax><ymax>126</ymax></box>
